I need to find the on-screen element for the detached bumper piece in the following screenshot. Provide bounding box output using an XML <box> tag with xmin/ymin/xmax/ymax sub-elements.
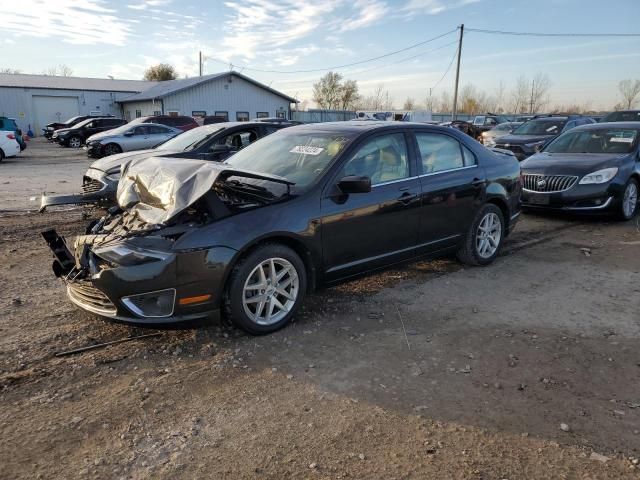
<box><xmin>39</xmin><ymin>193</ymin><xmax>96</xmax><ymax>212</ymax></box>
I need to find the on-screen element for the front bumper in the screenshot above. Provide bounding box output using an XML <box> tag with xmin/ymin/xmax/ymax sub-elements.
<box><xmin>39</xmin><ymin>168</ymin><xmax>117</xmax><ymax>211</ymax></box>
<box><xmin>521</xmin><ymin>182</ymin><xmax>623</xmax><ymax>212</ymax></box>
<box><xmin>85</xmin><ymin>142</ymin><xmax>103</xmax><ymax>158</ymax></box>
<box><xmin>44</xmin><ymin>229</ymin><xmax>236</xmax><ymax>324</ymax></box>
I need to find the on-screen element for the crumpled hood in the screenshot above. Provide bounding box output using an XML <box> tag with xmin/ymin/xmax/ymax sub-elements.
<box><xmin>521</xmin><ymin>152</ymin><xmax>628</xmax><ymax>174</ymax></box>
<box><xmin>117</xmin><ymin>156</ymin><xmax>293</xmax><ymax>226</ymax></box>
<box><xmin>496</xmin><ymin>134</ymin><xmax>554</xmax><ymax>145</ymax></box>
<box><xmin>90</xmin><ymin>149</ymin><xmax>174</xmax><ymax>173</ymax></box>
<box><xmin>86</xmin><ymin>130</ymin><xmax>118</xmax><ymax>142</ymax></box>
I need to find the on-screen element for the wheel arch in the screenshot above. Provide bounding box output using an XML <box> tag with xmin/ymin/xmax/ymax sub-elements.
<box><xmin>485</xmin><ymin>196</ymin><xmax>509</xmax><ymax>231</ymax></box>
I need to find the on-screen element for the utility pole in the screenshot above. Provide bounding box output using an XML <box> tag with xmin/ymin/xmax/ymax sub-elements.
<box><xmin>529</xmin><ymin>79</ymin><xmax>535</xmax><ymax>114</ymax></box>
<box><xmin>452</xmin><ymin>24</ymin><xmax>464</xmax><ymax>121</ymax></box>
<box><xmin>199</xmin><ymin>51</ymin><xmax>202</xmax><ymax>77</ymax></box>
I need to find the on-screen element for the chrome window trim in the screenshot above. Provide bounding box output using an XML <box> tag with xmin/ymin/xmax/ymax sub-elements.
<box><xmin>372</xmin><ymin>176</ymin><xmax>418</xmax><ymax>188</ymax></box>
<box><xmin>419</xmin><ymin>164</ymin><xmax>478</xmax><ymax>178</ymax></box>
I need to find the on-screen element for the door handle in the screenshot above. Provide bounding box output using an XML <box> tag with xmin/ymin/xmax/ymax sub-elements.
<box><xmin>398</xmin><ymin>192</ymin><xmax>417</xmax><ymax>205</ymax></box>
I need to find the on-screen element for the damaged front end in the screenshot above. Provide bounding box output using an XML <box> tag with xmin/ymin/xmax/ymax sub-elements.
<box><xmin>39</xmin><ymin>168</ymin><xmax>119</xmax><ymax>212</ymax></box>
<box><xmin>42</xmin><ymin>156</ymin><xmax>293</xmax><ymax>323</ymax></box>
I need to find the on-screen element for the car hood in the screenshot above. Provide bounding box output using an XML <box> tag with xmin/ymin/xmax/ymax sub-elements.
<box><xmin>90</xmin><ymin>149</ymin><xmax>172</xmax><ymax>173</ymax></box>
<box><xmin>117</xmin><ymin>156</ymin><xmax>294</xmax><ymax>226</ymax></box>
<box><xmin>87</xmin><ymin>130</ymin><xmax>118</xmax><ymax>142</ymax></box>
<box><xmin>496</xmin><ymin>134</ymin><xmax>554</xmax><ymax>145</ymax></box>
<box><xmin>54</xmin><ymin>127</ymin><xmax>73</xmax><ymax>135</ymax></box>
<box><xmin>521</xmin><ymin>152</ymin><xmax>628</xmax><ymax>175</ymax></box>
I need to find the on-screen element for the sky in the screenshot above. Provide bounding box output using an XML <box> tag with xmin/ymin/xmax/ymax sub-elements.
<box><xmin>1</xmin><ymin>0</ymin><xmax>639</xmax><ymax>110</ymax></box>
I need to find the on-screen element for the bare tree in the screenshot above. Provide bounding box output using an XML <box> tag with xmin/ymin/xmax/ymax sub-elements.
<box><xmin>438</xmin><ymin>91</ymin><xmax>452</xmax><ymax>112</ymax></box>
<box><xmin>459</xmin><ymin>84</ymin><xmax>485</xmax><ymax>114</ymax></box>
<box><xmin>618</xmin><ymin>79</ymin><xmax>640</xmax><ymax>109</ymax></box>
<box><xmin>529</xmin><ymin>73</ymin><xmax>552</xmax><ymax>113</ymax></box>
<box><xmin>509</xmin><ymin>76</ymin><xmax>529</xmax><ymax>114</ymax></box>
<box><xmin>493</xmin><ymin>80</ymin><xmax>506</xmax><ymax>113</ymax></box>
<box><xmin>59</xmin><ymin>64</ymin><xmax>73</xmax><ymax>77</ymax></box>
<box><xmin>355</xmin><ymin>84</ymin><xmax>392</xmax><ymax>110</ymax></box>
<box><xmin>0</xmin><ymin>67</ymin><xmax>21</xmax><ymax>74</ymax></box>
<box><xmin>403</xmin><ymin>97</ymin><xmax>416</xmax><ymax>110</ymax></box>
<box><xmin>313</xmin><ymin>72</ymin><xmax>360</xmax><ymax>110</ymax></box>
<box><xmin>424</xmin><ymin>90</ymin><xmax>436</xmax><ymax>112</ymax></box>
<box><xmin>340</xmin><ymin>79</ymin><xmax>360</xmax><ymax>111</ymax></box>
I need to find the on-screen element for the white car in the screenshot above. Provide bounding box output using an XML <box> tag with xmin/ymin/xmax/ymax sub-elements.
<box><xmin>0</xmin><ymin>117</ymin><xmax>21</xmax><ymax>161</ymax></box>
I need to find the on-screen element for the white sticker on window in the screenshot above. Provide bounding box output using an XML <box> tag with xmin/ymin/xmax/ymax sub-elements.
<box><xmin>546</xmin><ymin>126</ymin><xmax>558</xmax><ymax>132</ymax></box>
<box><xmin>610</xmin><ymin>137</ymin><xmax>634</xmax><ymax>143</ymax></box>
<box><xmin>290</xmin><ymin>145</ymin><xmax>324</xmax><ymax>155</ymax></box>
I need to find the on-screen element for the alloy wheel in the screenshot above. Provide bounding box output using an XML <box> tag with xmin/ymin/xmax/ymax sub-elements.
<box><xmin>69</xmin><ymin>136</ymin><xmax>81</xmax><ymax>148</ymax></box>
<box><xmin>475</xmin><ymin>212</ymin><xmax>502</xmax><ymax>259</ymax></box>
<box><xmin>242</xmin><ymin>257</ymin><xmax>299</xmax><ymax>326</ymax></box>
<box><xmin>623</xmin><ymin>182</ymin><xmax>638</xmax><ymax>218</ymax></box>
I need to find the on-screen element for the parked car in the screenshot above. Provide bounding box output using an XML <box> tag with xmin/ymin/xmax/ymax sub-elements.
<box><xmin>128</xmin><ymin>115</ymin><xmax>198</xmax><ymax>132</ymax></box>
<box><xmin>40</xmin><ymin>121</ymin><xmax>289</xmax><ymax>211</ymax></box>
<box><xmin>494</xmin><ymin>115</ymin><xmax>595</xmax><ymax>160</ymax></box>
<box><xmin>252</xmin><ymin>117</ymin><xmax>303</xmax><ymax>126</ymax></box>
<box><xmin>520</xmin><ymin>122</ymin><xmax>640</xmax><ymax>219</ymax></box>
<box><xmin>52</xmin><ymin>117</ymin><xmax>127</xmax><ymax>148</ymax></box>
<box><xmin>440</xmin><ymin>120</ymin><xmax>479</xmax><ymax>138</ymax></box>
<box><xmin>42</xmin><ymin>114</ymin><xmax>114</xmax><ymax>140</ymax></box>
<box><xmin>85</xmin><ymin>123</ymin><xmax>182</xmax><ymax>158</ymax></box>
<box><xmin>0</xmin><ymin>117</ymin><xmax>21</xmax><ymax>161</ymax></box>
<box><xmin>600</xmin><ymin>110</ymin><xmax>640</xmax><ymax>123</ymax></box>
<box><xmin>472</xmin><ymin>113</ymin><xmax>511</xmax><ymax>139</ymax></box>
<box><xmin>481</xmin><ymin>122</ymin><xmax>523</xmax><ymax>146</ymax></box>
<box><xmin>42</xmin><ymin>121</ymin><xmax>521</xmax><ymax>334</ymax></box>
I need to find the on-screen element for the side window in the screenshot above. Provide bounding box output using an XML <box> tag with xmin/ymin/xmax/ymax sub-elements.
<box><xmin>486</xmin><ymin>117</ymin><xmax>497</xmax><ymax>126</ymax></box>
<box><xmin>133</xmin><ymin>126</ymin><xmax>149</xmax><ymax>135</ymax></box>
<box><xmin>236</xmin><ymin>111</ymin><xmax>250</xmax><ymax>122</ymax></box>
<box><xmin>416</xmin><ymin>133</ymin><xmax>464</xmax><ymax>174</ymax></box>
<box><xmin>149</xmin><ymin>125</ymin><xmax>170</xmax><ymax>134</ymax></box>
<box><xmin>462</xmin><ymin>145</ymin><xmax>476</xmax><ymax>166</ymax></box>
<box><xmin>263</xmin><ymin>125</ymin><xmax>280</xmax><ymax>134</ymax></box>
<box><xmin>220</xmin><ymin>129</ymin><xmax>258</xmax><ymax>149</ymax></box>
<box><xmin>85</xmin><ymin>121</ymin><xmax>95</xmax><ymax>128</ymax></box>
<box><xmin>339</xmin><ymin>133</ymin><xmax>409</xmax><ymax>186</ymax></box>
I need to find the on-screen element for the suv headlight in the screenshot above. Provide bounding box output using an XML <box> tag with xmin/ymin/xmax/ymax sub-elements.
<box><xmin>579</xmin><ymin>167</ymin><xmax>618</xmax><ymax>185</ymax></box>
<box><xmin>93</xmin><ymin>242</ymin><xmax>171</xmax><ymax>266</ymax></box>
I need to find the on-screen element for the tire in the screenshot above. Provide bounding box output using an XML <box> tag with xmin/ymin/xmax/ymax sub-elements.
<box><xmin>68</xmin><ymin>136</ymin><xmax>82</xmax><ymax>148</ymax></box>
<box><xmin>618</xmin><ymin>178</ymin><xmax>638</xmax><ymax>221</ymax></box>
<box><xmin>103</xmin><ymin>143</ymin><xmax>122</xmax><ymax>157</ymax></box>
<box><xmin>225</xmin><ymin>243</ymin><xmax>307</xmax><ymax>335</ymax></box>
<box><xmin>457</xmin><ymin>204</ymin><xmax>505</xmax><ymax>266</ymax></box>
<box><xmin>0</xmin><ymin>149</ymin><xmax>4</xmax><ymax>163</ymax></box>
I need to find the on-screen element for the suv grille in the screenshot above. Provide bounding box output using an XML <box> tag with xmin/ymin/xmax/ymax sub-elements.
<box><xmin>82</xmin><ymin>177</ymin><xmax>104</xmax><ymax>194</ymax></box>
<box><xmin>523</xmin><ymin>174</ymin><xmax>578</xmax><ymax>193</ymax></box>
<box><xmin>67</xmin><ymin>282</ymin><xmax>116</xmax><ymax>316</ymax></box>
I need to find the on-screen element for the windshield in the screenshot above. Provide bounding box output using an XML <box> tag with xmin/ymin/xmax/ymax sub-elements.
<box><xmin>494</xmin><ymin>123</ymin><xmax>514</xmax><ymax>132</ymax></box>
<box><xmin>71</xmin><ymin>118</ymin><xmax>94</xmax><ymax>129</ymax></box>
<box><xmin>104</xmin><ymin>123</ymin><xmax>137</xmax><ymax>135</ymax></box>
<box><xmin>156</xmin><ymin>126</ymin><xmax>224</xmax><ymax>151</ymax></box>
<box><xmin>545</xmin><ymin>128</ymin><xmax>639</xmax><ymax>154</ymax></box>
<box><xmin>65</xmin><ymin>116</ymin><xmax>83</xmax><ymax>124</ymax></box>
<box><xmin>473</xmin><ymin>116</ymin><xmax>485</xmax><ymax>126</ymax></box>
<box><xmin>602</xmin><ymin>111</ymin><xmax>640</xmax><ymax>122</ymax></box>
<box><xmin>225</xmin><ymin>130</ymin><xmax>354</xmax><ymax>191</ymax></box>
<box><xmin>513</xmin><ymin>119</ymin><xmax>566</xmax><ymax>135</ymax></box>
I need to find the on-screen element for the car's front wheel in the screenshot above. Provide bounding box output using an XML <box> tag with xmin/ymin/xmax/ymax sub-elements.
<box><xmin>457</xmin><ymin>204</ymin><xmax>505</xmax><ymax>266</ymax></box>
<box><xmin>618</xmin><ymin>178</ymin><xmax>638</xmax><ymax>220</ymax></box>
<box><xmin>225</xmin><ymin>244</ymin><xmax>307</xmax><ymax>335</ymax></box>
<box><xmin>103</xmin><ymin>143</ymin><xmax>122</xmax><ymax>156</ymax></box>
<box><xmin>68</xmin><ymin>136</ymin><xmax>82</xmax><ymax>148</ymax></box>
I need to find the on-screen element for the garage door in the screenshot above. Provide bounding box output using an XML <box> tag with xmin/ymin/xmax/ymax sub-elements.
<box><xmin>32</xmin><ymin>95</ymin><xmax>79</xmax><ymax>135</ymax></box>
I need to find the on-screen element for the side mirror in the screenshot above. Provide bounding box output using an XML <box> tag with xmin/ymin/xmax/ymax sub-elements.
<box><xmin>210</xmin><ymin>144</ymin><xmax>233</xmax><ymax>155</ymax></box>
<box><xmin>534</xmin><ymin>144</ymin><xmax>543</xmax><ymax>153</ymax></box>
<box><xmin>124</xmin><ymin>131</ymin><xmax>134</xmax><ymax>137</ymax></box>
<box><xmin>338</xmin><ymin>175</ymin><xmax>371</xmax><ymax>194</ymax></box>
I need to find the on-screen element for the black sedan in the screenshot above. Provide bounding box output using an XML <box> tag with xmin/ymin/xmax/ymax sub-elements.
<box><xmin>42</xmin><ymin>122</ymin><xmax>521</xmax><ymax>334</ymax></box>
<box><xmin>520</xmin><ymin>122</ymin><xmax>640</xmax><ymax>219</ymax></box>
<box><xmin>40</xmin><ymin>121</ymin><xmax>288</xmax><ymax>211</ymax></box>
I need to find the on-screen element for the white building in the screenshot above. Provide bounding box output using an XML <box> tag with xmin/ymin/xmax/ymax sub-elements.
<box><xmin>0</xmin><ymin>72</ymin><xmax>297</xmax><ymax>135</ymax></box>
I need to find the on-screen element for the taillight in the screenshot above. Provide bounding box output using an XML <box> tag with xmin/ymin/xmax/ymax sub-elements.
<box><xmin>7</xmin><ymin>133</ymin><xmax>15</xmax><ymax>139</ymax></box>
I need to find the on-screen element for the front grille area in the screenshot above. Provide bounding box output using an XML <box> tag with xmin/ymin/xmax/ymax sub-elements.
<box><xmin>82</xmin><ymin>177</ymin><xmax>104</xmax><ymax>194</ymax></box>
<box><xmin>523</xmin><ymin>174</ymin><xmax>578</xmax><ymax>193</ymax></box>
<box><xmin>67</xmin><ymin>282</ymin><xmax>116</xmax><ymax>316</ymax></box>
<box><xmin>495</xmin><ymin>144</ymin><xmax>524</xmax><ymax>155</ymax></box>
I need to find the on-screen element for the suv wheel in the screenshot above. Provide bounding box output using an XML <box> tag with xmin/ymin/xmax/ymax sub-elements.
<box><xmin>225</xmin><ymin>244</ymin><xmax>306</xmax><ymax>335</ymax></box>
<box><xmin>457</xmin><ymin>204</ymin><xmax>505</xmax><ymax>266</ymax></box>
<box><xmin>68</xmin><ymin>136</ymin><xmax>82</xmax><ymax>148</ymax></box>
<box><xmin>619</xmin><ymin>178</ymin><xmax>638</xmax><ymax>220</ymax></box>
<box><xmin>103</xmin><ymin>143</ymin><xmax>122</xmax><ymax>156</ymax></box>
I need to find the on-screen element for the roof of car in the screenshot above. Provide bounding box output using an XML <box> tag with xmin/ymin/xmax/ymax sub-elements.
<box><xmin>573</xmin><ymin>121</ymin><xmax>640</xmax><ymax>130</ymax></box>
<box><xmin>287</xmin><ymin>120</ymin><xmax>421</xmax><ymax>133</ymax></box>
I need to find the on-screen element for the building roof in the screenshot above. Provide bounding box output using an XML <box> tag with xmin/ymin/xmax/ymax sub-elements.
<box><xmin>0</xmin><ymin>73</ymin><xmax>156</xmax><ymax>92</ymax></box>
<box><xmin>118</xmin><ymin>71</ymin><xmax>297</xmax><ymax>103</ymax></box>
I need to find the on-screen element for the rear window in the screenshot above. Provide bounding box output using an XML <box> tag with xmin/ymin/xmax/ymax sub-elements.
<box><xmin>602</xmin><ymin>111</ymin><xmax>640</xmax><ymax>122</ymax></box>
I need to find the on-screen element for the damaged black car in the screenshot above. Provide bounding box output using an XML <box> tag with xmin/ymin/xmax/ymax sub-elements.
<box><xmin>43</xmin><ymin>122</ymin><xmax>521</xmax><ymax>334</ymax></box>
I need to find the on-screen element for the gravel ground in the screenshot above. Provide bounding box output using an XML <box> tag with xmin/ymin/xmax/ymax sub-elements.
<box><xmin>0</xmin><ymin>142</ymin><xmax>639</xmax><ymax>479</ymax></box>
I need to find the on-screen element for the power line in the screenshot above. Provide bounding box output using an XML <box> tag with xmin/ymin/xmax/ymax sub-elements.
<box><xmin>430</xmin><ymin>43</ymin><xmax>459</xmax><ymax>91</ymax></box>
<box><xmin>466</xmin><ymin>28</ymin><xmax>640</xmax><ymax>37</ymax></box>
<box><xmin>205</xmin><ymin>28</ymin><xmax>459</xmax><ymax>74</ymax></box>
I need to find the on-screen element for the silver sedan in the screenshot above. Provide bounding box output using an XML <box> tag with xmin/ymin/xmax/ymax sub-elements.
<box><xmin>85</xmin><ymin>123</ymin><xmax>182</xmax><ymax>158</ymax></box>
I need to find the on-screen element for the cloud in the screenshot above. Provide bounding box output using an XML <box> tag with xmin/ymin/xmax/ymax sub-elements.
<box><xmin>2</xmin><ymin>0</ymin><xmax>132</xmax><ymax>46</ymax></box>
<box><xmin>339</xmin><ymin>0</ymin><xmax>388</xmax><ymax>31</ymax></box>
<box><xmin>127</xmin><ymin>0</ymin><xmax>171</xmax><ymax>10</ymax></box>
<box><xmin>402</xmin><ymin>0</ymin><xmax>480</xmax><ymax>15</ymax></box>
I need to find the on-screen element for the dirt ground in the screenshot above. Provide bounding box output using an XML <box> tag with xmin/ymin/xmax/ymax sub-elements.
<box><xmin>1</xmin><ymin>141</ymin><xmax>639</xmax><ymax>479</ymax></box>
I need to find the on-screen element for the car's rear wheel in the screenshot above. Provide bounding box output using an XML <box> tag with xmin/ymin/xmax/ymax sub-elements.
<box><xmin>457</xmin><ymin>204</ymin><xmax>505</xmax><ymax>266</ymax></box>
<box><xmin>103</xmin><ymin>143</ymin><xmax>122</xmax><ymax>156</ymax></box>
<box><xmin>68</xmin><ymin>136</ymin><xmax>82</xmax><ymax>148</ymax></box>
<box><xmin>225</xmin><ymin>244</ymin><xmax>306</xmax><ymax>335</ymax></box>
<box><xmin>619</xmin><ymin>178</ymin><xmax>638</xmax><ymax>220</ymax></box>
<box><xmin>0</xmin><ymin>149</ymin><xmax>4</xmax><ymax>162</ymax></box>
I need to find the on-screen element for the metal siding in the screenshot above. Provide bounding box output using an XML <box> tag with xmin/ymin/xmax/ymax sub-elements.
<box><xmin>161</xmin><ymin>76</ymin><xmax>290</xmax><ymax>120</ymax></box>
<box><xmin>0</xmin><ymin>87</ymin><xmax>132</xmax><ymax>135</ymax></box>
